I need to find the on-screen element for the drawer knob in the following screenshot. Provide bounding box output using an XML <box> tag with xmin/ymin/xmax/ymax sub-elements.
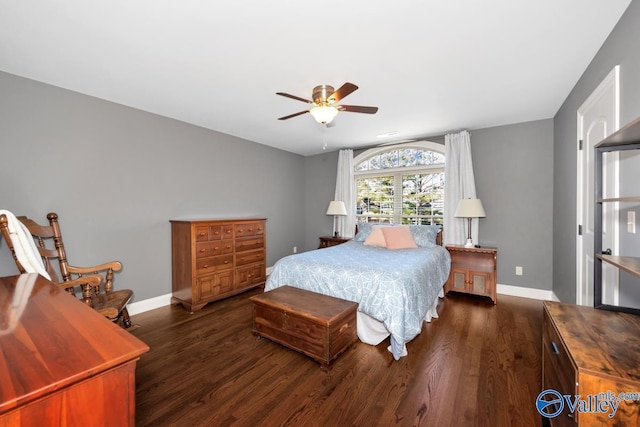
<box><xmin>224</xmin><ymin>260</ymin><xmax>229</xmax><ymax>264</ymax></box>
<box><xmin>203</xmin><ymin>264</ymin><xmax>209</xmax><ymax>268</ymax></box>
<box><xmin>199</xmin><ymin>232</ymin><xmax>206</xmax><ymax>236</ymax></box>
<box><xmin>199</xmin><ymin>248</ymin><xmax>205</xmax><ymax>253</ymax></box>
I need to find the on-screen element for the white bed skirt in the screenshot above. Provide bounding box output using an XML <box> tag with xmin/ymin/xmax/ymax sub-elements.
<box><xmin>357</xmin><ymin>288</ymin><xmax>445</xmax><ymax>357</ymax></box>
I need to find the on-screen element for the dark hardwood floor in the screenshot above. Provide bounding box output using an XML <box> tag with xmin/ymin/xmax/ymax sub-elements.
<box><xmin>131</xmin><ymin>290</ymin><xmax>544</xmax><ymax>426</ymax></box>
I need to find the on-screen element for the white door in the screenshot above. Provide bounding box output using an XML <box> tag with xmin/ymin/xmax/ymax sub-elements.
<box><xmin>576</xmin><ymin>66</ymin><xmax>619</xmax><ymax>306</ymax></box>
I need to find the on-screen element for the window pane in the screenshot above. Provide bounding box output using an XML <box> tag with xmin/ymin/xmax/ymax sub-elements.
<box><xmin>356</xmin><ymin>161</ymin><xmax>369</xmax><ymax>172</ymax></box>
<box><xmin>380</xmin><ymin>150</ymin><xmax>398</xmax><ymax>168</ymax></box>
<box><xmin>356</xmin><ymin>176</ymin><xmax>395</xmax><ymax>223</ymax></box>
<box><xmin>401</xmin><ymin>172</ymin><xmax>444</xmax><ymax>225</ymax></box>
<box><xmin>355</xmin><ymin>148</ymin><xmax>445</xmax><ymax>171</ymax></box>
<box><xmin>417</xmin><ymin>150</ymin><xmax>445</xmax><ymax>166</ymax></box>
<box><xmin>399</xmin><ymin>149</ymin><xmax>418</xmax><ymax>167</ymax></box>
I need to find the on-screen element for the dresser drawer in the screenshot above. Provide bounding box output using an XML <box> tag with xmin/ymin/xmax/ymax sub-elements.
<box><xmin>235</xmin><ymin>237</ymin><xmax>264</xmax><ymax>252</ymax></box>
<box><xmin>196</xmin><ymin>254</ymin><xmax>233</xmax><ymax>272</ymax></box>
<box><xmin>543</xmin><ymin>311</ymin><xmax>575</xmax><ymax>393</ymax></box>
<box><xmin>236</xmin><ymin>249</ymin><xmax>264</xmax><ymax>266</ymax></box>
<box><xmin>195</xmin><ymin>226</ymin><xmax>209</xmax><ymax>242</ymax></box>
<box><xmin>542</xmin><ymin>309</ymin><xmax>577</xmax><ymax>427</ymax></box>
<box><xmin>235</xmin><ymin>222</ymin><xmax>264</xmax><ymax>238</ymax></box>
<box><xmin>195</xmin><ymin>242</ymin><xmax>210</xmax><ymax>258</ymax></box>
<box><xmin>209</xmin><ymin>225</ymin><xmax>233</xmax><ymax>241</ymax></box>
<box><xmin>211</xmin><ymin>241</ymin><xmax>234</xmax><ymax>255</ymax></box>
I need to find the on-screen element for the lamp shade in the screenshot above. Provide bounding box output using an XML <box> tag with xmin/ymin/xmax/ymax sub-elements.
<box><xmin>310</xmin><ymin>105</ymin><xmax>339</xmax><ymax>124</ymax></box>
<box><xmin>454</xmin><ymin>198</ymin><xmax>486</xmax><ymax>218</ymax></box>
<box><xmin>326</xmin><ymin>200</ymin><xmax>347</xmax><ymax>216</ymax></box>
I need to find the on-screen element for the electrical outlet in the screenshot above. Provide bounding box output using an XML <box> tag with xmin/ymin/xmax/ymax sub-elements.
<box><xmin>515</xmin><ymin>266</ymin><xmax>523</xmax><ymax>276</ymax></box>
<box><xmin>628</xmin><ymin>211</ymin><xmax>636</xmax><ymax>234</ymax></box>
<box><xmin>293</xmin><ymin>246</ymin><xmax>297</xmax><ymax>253</ymax></box>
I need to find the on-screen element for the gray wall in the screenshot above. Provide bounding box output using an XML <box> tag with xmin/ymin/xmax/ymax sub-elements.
<box><xmin>553</xmin><ymin>0</ymin><xmax>640</xmax><ymax>303</ymax></box>
<box><xmin>472</xmin><ymin>119</ymin><xmax>554</xmax><ymax>290</ymax></box>
<box><xmin>302</xmin><ymin>150</ymin><xmax>340</xmax><ymax>251</ymax></box>
<box><xmin>0</xmin><ymin>71</ymin><xmax>305</xmax><ymax>301</ymax></box>
<box><xmin>302</xmin><ymin>119</ymin><xmax>555</xmax><ymax>291</ymax></box>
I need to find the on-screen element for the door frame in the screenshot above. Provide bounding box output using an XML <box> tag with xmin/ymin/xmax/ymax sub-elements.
<box><xmin>576</xmin><ymin>66</ymin><xmax>620</xmax><ymax>306</ymax></box>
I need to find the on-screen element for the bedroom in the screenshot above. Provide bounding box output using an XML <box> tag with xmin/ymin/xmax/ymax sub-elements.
<box><xmin>1</xmin><ymin>0</ymin><xmax>640</xmax><ymax>425</ymax></box>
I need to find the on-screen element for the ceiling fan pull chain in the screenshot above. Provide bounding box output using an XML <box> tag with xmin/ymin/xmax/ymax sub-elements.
<box><xmin>322</xmin><ymin>125</ymin><xmax>328</xmax><ymax>150</ymax></box>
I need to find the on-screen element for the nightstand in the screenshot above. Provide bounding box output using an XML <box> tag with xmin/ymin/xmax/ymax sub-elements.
<box><xmin>445</xmin><ymin>245</ymin><xmax>497</xmax><ymax>303</ymax></box>
<box><xmin>318</xmin><ymin>236</ymin><xmax>350</xmax><ymax>249</ymax></box>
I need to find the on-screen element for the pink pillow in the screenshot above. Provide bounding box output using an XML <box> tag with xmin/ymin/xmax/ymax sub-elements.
<box><xmin>381</xmin><ymin>226</ymin><xmax>418</xmax><ymax>250</ymax></box>
<box><xmin>363</xmin><ymin>225</ymin><xmax>389</xmax><ymax>247</ymax></box>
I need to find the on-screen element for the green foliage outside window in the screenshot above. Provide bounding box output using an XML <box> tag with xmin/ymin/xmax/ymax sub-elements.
<box><xmin>355</xmin><ymin>147</ymin><xmax>444</xmax><ymax>225</ymax></box>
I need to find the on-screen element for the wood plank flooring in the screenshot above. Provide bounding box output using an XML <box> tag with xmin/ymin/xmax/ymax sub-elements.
<box><xmin>131</xmin><ymin>290</ymin><xmax>544</xmax><ymax>426</ymax></box>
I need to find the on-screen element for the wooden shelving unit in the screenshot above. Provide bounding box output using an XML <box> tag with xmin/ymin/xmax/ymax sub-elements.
<box><xmin>594</xmin><ymin>116</ymin><xmax>640</xmax><ymax>315</ymax></box>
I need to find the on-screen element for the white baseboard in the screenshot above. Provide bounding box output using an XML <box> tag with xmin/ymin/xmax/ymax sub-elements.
<box><xmin>497</xmin><ymin>283</ymin><xmax>557</xmax><ymax>301</ymax></box>
<box><xmin>128</xmin><ymin>279</ymin><xmax>559</xmax><ymax>316</ymax></box>
<box><xmin>127</xmin><ymin>293</ymin><xmax>173</xmax><ymax>316</ymax></box>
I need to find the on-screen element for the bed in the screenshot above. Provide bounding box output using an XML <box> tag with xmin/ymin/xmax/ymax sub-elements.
<box><xmin>265</xmin><ymin>223</ymin><xmax>451</xmax><ymax>360</ymax></box>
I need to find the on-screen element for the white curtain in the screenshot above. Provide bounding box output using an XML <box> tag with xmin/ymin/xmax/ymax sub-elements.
<box><xmin>444</xmin><ymin>131</ymin><xmax>478</xmax><ymax>245</ymax></box>
<box><xmin>334</xmin><ymin>149</ymin><xmax>356</xmax><ymax>238</ymax></box>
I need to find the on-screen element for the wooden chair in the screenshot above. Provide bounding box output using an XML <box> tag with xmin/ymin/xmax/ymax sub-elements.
<box><xmin>0</xmin><ymin>212</ymin><xmax>133</xmax><ymax>328</ymax></box>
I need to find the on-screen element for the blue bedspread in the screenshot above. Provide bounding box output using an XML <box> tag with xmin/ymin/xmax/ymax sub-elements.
<box><xmin>265</xmin><ymin>241</ymin><xmax>451</xmax><ymax>359</ymax></box>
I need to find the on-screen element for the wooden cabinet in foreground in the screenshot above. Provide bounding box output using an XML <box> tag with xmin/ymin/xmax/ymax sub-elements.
<box><xmin>542</xmin><ymin>301</ymin><xmax>640</xmax><ymax>426</ymax></box>
<box><xmin>0</xmin><ymin>274</ymin><xmax>149</xmax><ymax>426</ymax></box>
<box><xmin>170</xmin><ymin>218</ymin><xmax>267</xmax><ymax>312</ymax></box>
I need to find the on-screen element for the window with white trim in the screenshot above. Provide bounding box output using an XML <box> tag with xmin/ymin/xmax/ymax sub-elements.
<box><xmin>354</xmin><ymin>141</ymin><xmax>444</xmax><ymax>225</ymax></box>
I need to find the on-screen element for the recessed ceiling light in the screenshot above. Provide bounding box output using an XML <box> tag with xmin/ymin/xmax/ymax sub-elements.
<box><xmin>376</xmin><ymin>131</ymin><xmax>399</xmax><ymax>138</ymax></box>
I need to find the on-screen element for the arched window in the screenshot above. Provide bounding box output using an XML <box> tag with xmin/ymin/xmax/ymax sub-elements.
<box><xmin>354</xmin><ymin>141</ymin><xmax>444</xmax><ymax>225</ymax></box>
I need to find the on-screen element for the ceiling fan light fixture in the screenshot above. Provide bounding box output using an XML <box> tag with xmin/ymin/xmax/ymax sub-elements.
<box><xmin>310</xmin><ymin>105</ymin><xmax>339</xmax><ymax>124</ymax></box>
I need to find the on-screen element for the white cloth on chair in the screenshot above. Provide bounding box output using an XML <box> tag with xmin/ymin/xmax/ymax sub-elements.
<box><xmin>0</xmin><ymin>210</ymin><xmax>50</xmax><ymax>280</ymax></box>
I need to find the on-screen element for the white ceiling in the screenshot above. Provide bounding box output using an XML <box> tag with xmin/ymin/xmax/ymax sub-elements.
<box><xmin>0</xmin><ymin>1</ymin><xmax>632</xmax><ymax>156</ymax></box>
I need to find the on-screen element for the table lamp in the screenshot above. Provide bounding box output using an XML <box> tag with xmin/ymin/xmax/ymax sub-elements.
<box><xmin>326</xmin><ymin>201</ymin><xmax>347</xmax><ymax>237</ymax></box>
<box><xmin>454</xmin><ymin>198</ymin><xmax>486</xmax><ymax>248</ymax></box>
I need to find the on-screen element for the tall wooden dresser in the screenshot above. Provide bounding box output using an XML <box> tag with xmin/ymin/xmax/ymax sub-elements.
<box><xmin>170</xmin><ymin>218</ymin><xmax>266</xmax><ymax>312</ymax></box>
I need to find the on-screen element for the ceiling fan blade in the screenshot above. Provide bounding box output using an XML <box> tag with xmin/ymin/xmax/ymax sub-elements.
<box><xmin>278</xmin><ymin>110</ymin><xmax>310</xmax><ymax>120</ymax></box>
<box><xmin>276</xmin><ymin>92</ymin><xmax>313</xmax><ymax>104</ymax></box>
<box><xmin>329</xmin><ymin>83</ymin><xmax>358</xmax><ymax>103</ymax></box>
<box><xmin>338</xmin><ymin>105</ymin><xmax>378</xmax><ymax>114</ymax></box>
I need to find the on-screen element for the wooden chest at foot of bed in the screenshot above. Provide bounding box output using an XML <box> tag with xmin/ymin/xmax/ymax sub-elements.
<box><xmin>250</xmin><ymin>286</ymin><xmax>358</xmax><ymax>369</ymax></box>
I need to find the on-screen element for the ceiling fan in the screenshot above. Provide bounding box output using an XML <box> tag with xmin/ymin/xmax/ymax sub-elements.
<box><xmin>276</xmin><ymin>82</ymin><xmax>378</xmax><ymax>125</ymax></box>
